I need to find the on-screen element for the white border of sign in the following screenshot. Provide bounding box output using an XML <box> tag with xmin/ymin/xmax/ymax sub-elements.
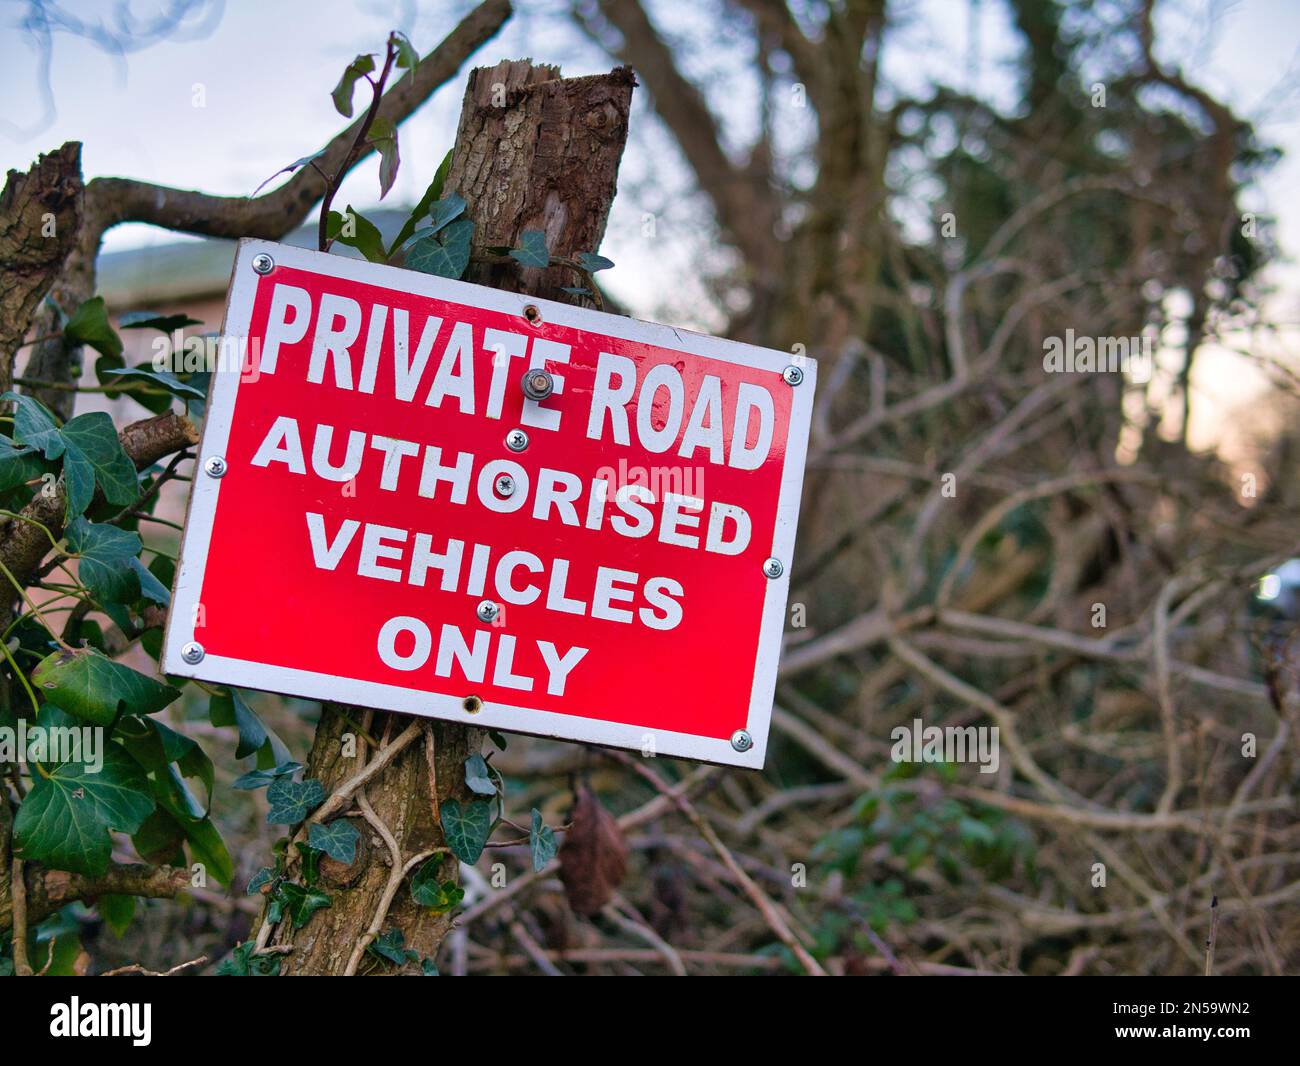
<box><xmin>162</xmin><ymin>239</ymin><xmax>816</xmax><ymax>769</ymax></box>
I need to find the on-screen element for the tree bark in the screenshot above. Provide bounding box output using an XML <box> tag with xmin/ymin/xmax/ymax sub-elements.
<box><xmin>0</xmin><ymin>142</ymin><xmax>83</xmax><ymax>399</ymax></box>
<box><xmin>270</xmin><ymin>60</ymin><xmax>634</xmax><ymax>975</ymax></box>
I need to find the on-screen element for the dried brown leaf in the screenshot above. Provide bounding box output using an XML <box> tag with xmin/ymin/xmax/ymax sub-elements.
<box><xmin>558</xmin><ymin>784</ymin><xmax>627</xmax><ymax>916</ymax></box>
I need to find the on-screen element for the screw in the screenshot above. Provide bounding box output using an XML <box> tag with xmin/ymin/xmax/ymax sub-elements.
<box><xmin>181</xmin><ymin>642</ymin><xmax>205</xmax><ymax>665</ymax></box>
<box><xmin>476</xmin><ymin>600</ymin><xmax>500</xmax><ymax>624</ymax></box>
<box><xmin>252</xmin><ymin>253</ymin><xmax>275</xmax><ymax>275</ymax></box>
<box><xmin>505</xmin><ymin>428</ymin><xmax>529</xmax><ymax>452</ymax></box>
<box><xmin>763</xmin><ymin>557</ymin><xmax>784</xmax><ymax>579</ymax></box>
<box><xmin>494</xmin><ymin>473</ymin><xmax>516</xmax><ymax>497</ymax></box>
<box><xmin>204</xmin><ymin>455</ymin><xmax>227</xmax><ymax>478</ymax></box>
<box><xmin>731</xmin><ymin>729</ymin><xmax>754</xmax><ymax>752</ymax></box>
<box><xmin>521</xmin><ymin>368</ymin><xmax>554</xmax><ymax>402</ymax></box>
<box><xmin>782</xmin><ymin>365</ymin><xmax>804</xmax><ymax>386</ymax></box>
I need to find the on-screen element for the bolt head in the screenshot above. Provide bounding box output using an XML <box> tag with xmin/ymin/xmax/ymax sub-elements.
<box><xmin>731</xmin><ymin>729</ymin><xmax>754</xmax><ymax>752</ymax></box>
<box><xmin>476</xmin><ymin>600</ymin><xmax>500</xmax><ymax>624</ymax></box>
<box><xmin>204</xmin><ymin>455</ymin><xmax>227</xmax><ymax>478</ymax></box>
<box><xmin>494</xmin><ymin>474</ymin><xmax>516</xmax><ymax>497</ymax></box>
<box><xmin>251</xmin><ymin>253</ymin><xmax>275</xmax><ymax>275</ymax></box>
<box><xmin>782</xmin><ymin>365</ymin><xmax>804</xmax><ymax>386</ymax></box>
<box><xmin>521</xmin><ymin>368</ymin><xmax>555</xmax><ymax>402</ymax></box>
<box><xmin>180</xmin><ymin>642</ymin><xmax>205</xmax><ymax>665</ymax></box>
<box><xmin>505</xmin><ymin>428</ymin><xmax>529</xmax><ymax>452</ymax></box>
<box><xmin>763</xmin><ymin>557</ymin><xmax>784</xmax><ymax>579</ymax></box>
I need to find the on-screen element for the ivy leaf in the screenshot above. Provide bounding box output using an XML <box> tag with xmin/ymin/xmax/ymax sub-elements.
<box><xmin>131</xmin><ymin>558</ymin><xmax>170</xmax><ymax>606</ymax></box>
<box><xmin>508</xmin><ymin>229</ymin><xmax>550</xmax><ymax>268</ymax></box>
<box><xmin>0</xmin><ymin>443</ymin><xmax>51</xmax><ymax>493</ymax></box>
<box><xmin>64</xmin><ymin>518</ymin><xmax>141</xmax><ymax>605</ymax></box>
<box><xmin>216</xmin><ymin>940</ymin><xmax>281</xmax><ymax>976</ymax></box>
<box><xmin>103</xmin><ymin>366</ymin><xmax>206</xmax><ymax>402</ymax></box>
<box><xmin>392</xmin><ymin>31</ymin><xmax>419</xmax><ymax>70</ymax></box>
<box><xmin>391</xmin><ymin>195</ymin><xmax>467</xmax><ymax>254</ymax></box>
<box><xmin>209</xmin><ymin>689</ymin><xmax>292</xmax><ymax>764</ymax></box>
<box><xmin>421</xmin><ymin>958</ymin><xmax>439</xmax><ymax>976</ymax></box>
<box><xmin>464</xmin><ymin>753</ymin><xmax>497</xmax><ymax>796</ymax></box>
<box><xmin>118</xmin><ymin>311</ymin><xmax>204</xmax><ymax>333</ymax></box>
<box><xmin>529</xmin><ymin>807</ymin><xmax>558</xmax><ymax>872</ymax></box>
<box><xmin>389</xmin><ymin>150</ymin><xmax>453</xmax><ymax>253</ymax></box>
<box><xmin>277</xmin><ymin>881</ymin><xmax>331</xmax><ymax>928</ymax></box>
<box><xmin>309</xmin><ymin>819</ymin><xmax>360</xmax><ymax>865</ymax></box>
<box><xmin>266</xmin><ymin>777</ymin><xmax>325</xmax><ymax>824</ymax></box>
<box><xmin>410</xmin><ymin>859</ymin><xmax>464</xmax><ymax>913</ymax></box>
<box><xmin>488</xmin><ymin>730</ymin><xmax>509</xmax><ymax>750</ymax></box>
<box><xmin>2</xmin><ymin>392</ymin><xmax>64</xmax><ymax>458</ymax></box>
<box><xmin>439</xmin><ymin>798</ymin><xmax>491</xmax><ymax>864</ymax></box>
<box><xmin>369</xmin><ymin>927</ymin><xmax>418</xmax><ymax>966</ymax></box>
<box><xmin>327</xmin><ymin>206</ymin><xmax>387</xmax><ymax>263</ymax></box>
<box><xmin>58</xmin><ymin>411</ymin><xmax>140</xmax><ymax>519</ymax></box>
<box><xmin>367</xmin><ymin>116</ymin><xmax>400</xmax><ymax>199</ymax></box>
<box><xmin>63</xmin><ymin>296</ymin><xmax>123</xmax><ymax>361</ymax></box>
<box><xmin>12</xmin><ymin>743</ymin><xmax>155</xmax><ymax>876</ymax></box>
<box><xmin>250</xmin><ymin>150</ymin><xmax>327</xmax><ymax>197</ymax></box>
<box><xmin>232</xmin><ymin>761</ymin><xmax>302</xmax><ymax>790</ymax></box>
<box><xmin>577</xmin><ymin>251</ymin><xmax>615</xmax><ymax>272</ymax></box>
<box><xmin>406</xmin><ymin>218</ymin><xmax>473</xmax><ymax>279</ymax></box>
<box><xmin>33</xmin><ymin>648</ymin><xmax>180</xmax><ymax>727</ymax></box>
<box><xmin>332</xmin><ymin>53</ymin><xmax>376</xmax><ymax>118</ymax></box>
<box><xmin>247</xmin><ymin>867</ymin><xmax>275</xmax><ymax>894</ymax></box>
<box><xmin>295</xmin><ymin>841</ymin><xmax>323</xmax><ymax>886</ymax></box>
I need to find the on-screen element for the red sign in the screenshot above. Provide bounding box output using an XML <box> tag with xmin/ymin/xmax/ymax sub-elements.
<box><xmin>165</xmin><ymin>240</ymin><xmax>815</xmax><ymax>767</ymax></box>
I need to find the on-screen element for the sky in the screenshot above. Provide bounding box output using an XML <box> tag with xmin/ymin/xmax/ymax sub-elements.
<box><xmin>1</xmin><ymin>0</ymin><xmax>1297</xmax><ymax>451</ymax></box>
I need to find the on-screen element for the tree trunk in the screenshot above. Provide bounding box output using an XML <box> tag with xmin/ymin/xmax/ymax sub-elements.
<box><xmin>270</xmin><ymin>59</ymin><xmax>634</xmax><ymax>975</ymax></box>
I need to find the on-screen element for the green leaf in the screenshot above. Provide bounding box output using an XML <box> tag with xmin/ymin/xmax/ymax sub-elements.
<box><xmin>233</xmin><ymin>761</ymin><xmax>302</xmax><ymax>790</ymax></box>
<box><xmin>391</xmin><ymin>195</ymin><xmax>468</xmax><ymax>254</ymax></box>
<box><xmin>2</xmin><ymin>392</ymin><xmax>64</xmax><ymax>459</ymax></box>
<box><xmin>64</xmin><ymin>518</ymin><xmax>141</xmax><ymax>605</ymax></box>
<box><xmin>529</xmin><ymin>807</ymin><xmax>558</xmax><ymax>872</ymax></box>
<box><xmin>488</xmin><ymin>730</ymin><xmax>509</xmax><ymax>750</ymax></box>
<box><xmin>131</xmin><ymin>558</ymin><xmax>170</xmax><ymax>605</ymax></box>
<box><xmin>368</xmin><ymin>116</ymin><xmax>400</xmax><ymax>199</ymax></box>
<box><xmin>209</xmin><ymin>689</ymin><xmax>291</xmax><ymax>764</ymax></box>
<box><xmin>295</xmin><ymin>841</ymin><xmax>323</xmax><ymax>886</ymax></box>
<box><xmin>103</xmin><ymin>366</ymin><xmax>206</xmax><ymax>401</ymax></box>
<box><xmin>389</xmin><ymin>152</ymin><xmax>453</xmax><ymax>254</ymax></box>
<box><xmin>309</xmin><ymin>819</ymin><xmax>360</xmax><ymax>865</ymax></box>
<box><xmin>250</xmin><ymin>150</ymin><xmax>327</xmax><ymax>197</ymax></box>
<box><xmin>0</xmin><ymin>439</ymin><xmax>53</xmax><ymax>495</ymax></box>
<box><xmin>332</xmin><ymin>53</ymin><xmax>376</xmax><ymax>117</ymax></box>
<box><xmin>508</xmin><ymin>229</ymin><xmax>550</xmax><ymax>268</ymax></box>
<box><xmin>421</xmin><ymin>957</ymin><xmax>440</xmax><ymax>975</ymax></box>
<box><xmin>266</xmin><ymin>777</ymin><xmax>325</xmax><ymax>824</ymax></box>
<box><xmin>406</xmin><ymin>218</ymin><xmax>473</xmax><ymax>279</ymax></box>
<box><xmin>389</xmin><ymin>150</ymin><xmax>453</xmax><ymax>254</ymax></box>
<box><xmin>63</xmin><ymin>297</ymin><xmax>122</xmax><ymax>361</ymax></box>
<box><xmin>247</xmin><ymin>867</ymin><xmax>275</xmax><ymax>894</ymax></box>
<box><xmin>58</xmin><ymin>411</ymin><xmax>140</xmax><ymax>519</ymax></box>
<box><xmin>577</xmin><ymin>251</ymin><xmax>615</xmax><ymax>272</ymax></box>
<box><xmin>12</xmin><ymin>743</ymin><xmax>155</xmax><ymax>876</ymax></box>
<box><xmin>369</xmin><ymin>927</ymin><xmax>418</xmax><ymax>966</ymax></box>
<box><xmin>33</xmin><ymin>648</ymin><xmax>180</xmax><ymax>727</ymax></box>
<box><xmin>118</xmin><ymin>311</ymin><xmax>203</xmax><ymax>332</ymax></box>
<box><xmin>277</xmin><ymin>881</ymin><xmax>332</xmax><ymax>928</ymax></box>
<box><xmin>464</xmin><ymin>753</ymin><xmax>497</xmax><ymax>796</ymax></box>
<box><xmin>327</xmin><ymin>206</ymin><xmax>387</xmax><ymax>263</ymax></box>
<box><xmin>217</xmin><ymin>940</ymin><xmax>281</xmax><ymax>976</ymax></box>
<box><xmin>392</xmin><ymin>31</ymin><xmax>419</xmax><ymax>70</ymax></box>
<box><xmin>410</xmin><ymin>859</ymin><xmax>464</xmax><ymax>913</ymax></box>
<box><xmin>98</xmin><ymin>894</ymin><xmax>135</xmax><ymax>937</ymax></box>
<box><xmin>439</xmin><ymin>798</ymin><xmax>491</xmax><ymax>864</ymax></box>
